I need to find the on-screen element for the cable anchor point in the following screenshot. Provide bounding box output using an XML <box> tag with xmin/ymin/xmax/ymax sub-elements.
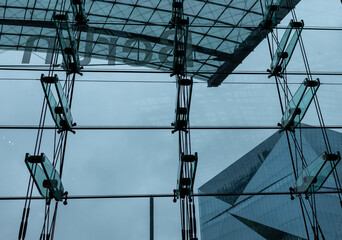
<box><xmin>63</xmin><ymin>191</ymin><xmax>69</xmax><ymax>205</ymax></box>
<box><xmin>173</xmin><ymin>189</ymin><xmax>177</xmax><ymax>203</ymax></box>
<box><xmin>289</xmin><ymin>187</ymin><xmax>295</xmax><ymax>200</ymax></box>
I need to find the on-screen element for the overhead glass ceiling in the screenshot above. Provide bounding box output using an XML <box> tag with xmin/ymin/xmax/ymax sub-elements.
<box><xmin>0</xmin><ymin>0</ymin><xmax>300</xmax><ymax>86</ymax></box>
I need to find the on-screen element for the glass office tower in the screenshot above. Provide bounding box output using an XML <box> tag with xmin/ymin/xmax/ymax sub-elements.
<box><xmin>199</xmin><ymin>127</ymin><xmax>342</xmax><ymax>240</ymax></box>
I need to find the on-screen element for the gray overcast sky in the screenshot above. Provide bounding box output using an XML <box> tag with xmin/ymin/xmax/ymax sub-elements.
<box><xmin>0</xmin><ymin>0</ymin><xmax>342</xmax><ymax>239</ymax></box>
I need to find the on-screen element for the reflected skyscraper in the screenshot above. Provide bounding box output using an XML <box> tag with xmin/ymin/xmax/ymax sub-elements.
<box><xmin>199</xmin><ymin>127</ymin><xmax>342</xmax><ymax>239</ymax></box>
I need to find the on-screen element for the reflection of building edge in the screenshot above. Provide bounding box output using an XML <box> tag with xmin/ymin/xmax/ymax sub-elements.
<box><xmin>199</xmin><ymin>127</ymin><xmax>342</xmax><ymax>240</ymax></box>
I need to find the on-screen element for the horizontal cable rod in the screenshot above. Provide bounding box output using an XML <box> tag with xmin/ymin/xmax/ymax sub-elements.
<box><xmin>1</xmin><ymin>18</ymin><xmax>340</xmax><ymax>30</ymax></box>
<box><xmin>1</xmin><ymin>125</ymin><xmax>342</xmax><ymax>130</ymax></box>
<box><xmin>0</xmin><ymin>191</ymin><xmax>340</xmax><ymax>201</ymax></box>
<box><xmin>2</xmin><ymin>78</ymin><xmax>342</xmax><ymax>85</ymax></box>
<box><xmin>59</xmin><ymin>22</ymin><xmax>342</xmax><ymax>30</ymax></box>
<box><xmin>0</xmin><ymin>64</ymin><xmax>61</xmax><ymax>68</ymax></box>
<box><xmin>0</xmin><ymin>62</ymin><xmax>340</xmax><ymax>68</ymax></box>
<box><xmin>0</xmin><ymin>68</ymin><xmax>342</xmax><ymax>76</ymax></box>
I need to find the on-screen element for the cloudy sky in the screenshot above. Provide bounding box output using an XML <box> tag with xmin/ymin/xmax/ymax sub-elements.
<box><xmin>0</xmin><ymin>0</ymin><xmax>341</xmax><ymax>239</ymax></box>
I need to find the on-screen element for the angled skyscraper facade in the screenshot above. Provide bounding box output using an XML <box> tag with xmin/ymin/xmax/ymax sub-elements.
<box><xmin>199</xmin><ymin>128</ymin><xmax>342</xmax><ymax>239</ymax></box>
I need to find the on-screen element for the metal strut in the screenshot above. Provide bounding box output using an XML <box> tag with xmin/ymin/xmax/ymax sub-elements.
<box><xmin>19</xmin><ymin>5</ymin><xmax>84</xmax><ymax>240</ymax></box>
<box><xmin>170</xmin><ymin>1</ymin><xmax>198</xmax><ymax>240</ymax></box>
<box><xmin>264</xmin><ymin>5</ymin><xmax>342</xmax><ymax>238</ymax></box>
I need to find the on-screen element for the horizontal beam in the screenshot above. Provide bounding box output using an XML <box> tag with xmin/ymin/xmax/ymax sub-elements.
<box><xmin>1</xmin><ymin>125</ymin><xmax>342</xmax><ymax>130</ymax></box>
<box><xmin>0</xmin><ymin>68</ymin><xmax>341</xmax><ymax>76</ymax></box>
<box><xmin>0</xmin><ymin>190</ymin><xmax>340</xmax><ymax>201</ymax></box>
